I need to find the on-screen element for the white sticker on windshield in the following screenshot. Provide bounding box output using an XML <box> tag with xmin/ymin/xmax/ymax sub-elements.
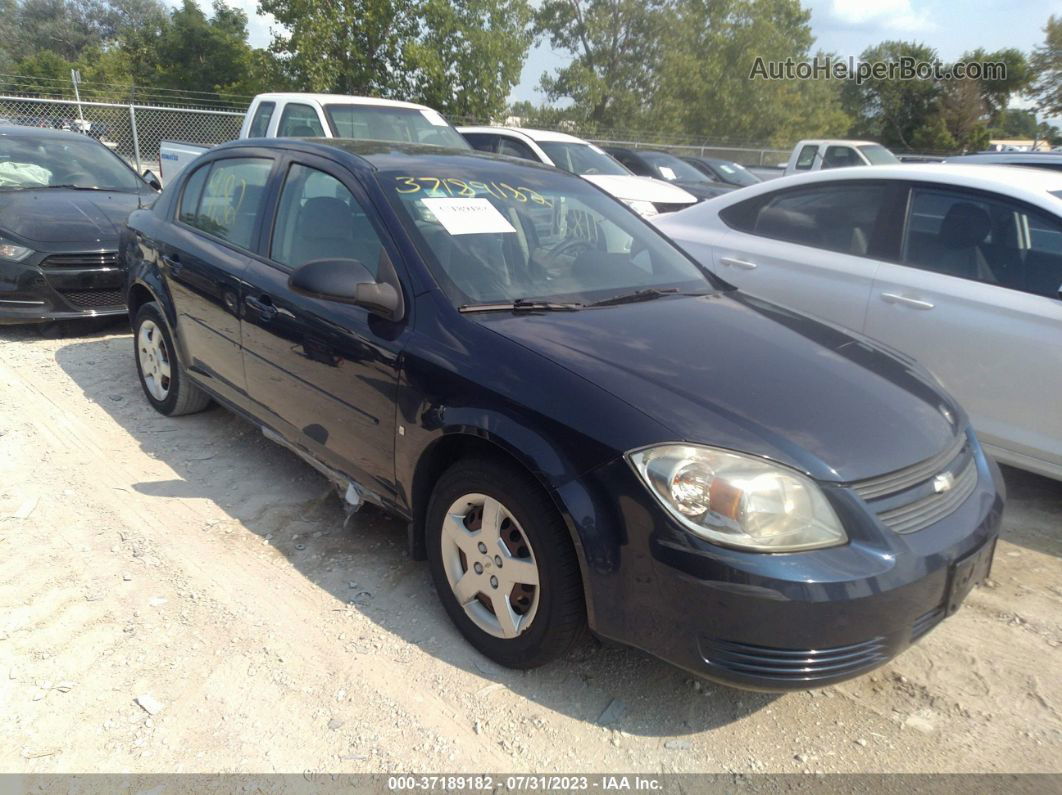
<box><xmin>422</xmin><ymin>198</ymin><xmax>516</xmax><ymax>235</ymax></box>
<box><xmin>659</xmin><ymin>166</ymin><xmax>677</xmax><ymax>180</ymax></box>
<box><xmin>420</xmin><ymin>109</ymin><xmax>450</xmax><ymax>127</ymax></box>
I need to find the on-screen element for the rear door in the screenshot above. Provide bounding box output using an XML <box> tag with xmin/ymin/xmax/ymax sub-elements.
<box><xmin>865</xmin><ymin>184</ymin><xmax>1062</xmax><ymax>474</ymax></box>
<box><xmin>239</xmin><ymin>154</ymin><xmax>408</xmax><ymax>498</ymax></box>
<box><xmin>705</xmin><ymin>180</ymin><xmax>899</xmax><ymax>332</ymax></box>
<box><xmin>162</xmin><ymin>153</ymin><xmax>275</xmax><ymax>405</ymax></box>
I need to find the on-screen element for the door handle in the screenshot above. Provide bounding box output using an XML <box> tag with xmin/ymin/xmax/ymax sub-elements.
<box><xmin>161</xmin><ymin>254</ymin><xmax>181</xmax><ymax>273</ymax></box>
<box><xmin>881</xmin><ymin>292</ymin><xmax>934</xmax><ymax>310</ymax></box>
<box><xmin>720</xmin><ymin>257</ymin><xmax>758</xmax><ymax>270</ymax></box>
<box><xmin>245</xmin><ymin>294</ymin><xmax>278</xmax><ymax>321</ymax></box>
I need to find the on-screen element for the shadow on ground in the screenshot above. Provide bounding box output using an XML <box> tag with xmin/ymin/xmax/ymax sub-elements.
<box><xmin>998</xmin><ymin>465</ymin><xmax>1062</xmax><ymax>559</ymax></box>
<box><xmin>42</xmin><ymin>331</ymin><xmax>779</xmax><ymax>737</ymax></box>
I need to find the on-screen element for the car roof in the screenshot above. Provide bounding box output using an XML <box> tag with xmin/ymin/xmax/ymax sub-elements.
<box><xmin>457</xmin><ymin>126</ymin><xmax>591</xmax><ymax>145</ymax></box>
<box><xmin>216</xmin><ymin>137</ymin><xmax>562</xmax><ymax>175</ymax></box>
<box><xmin>0</xmin><ymin>125</ymin><xmax>107</xmax><ymax>143</ymax></box>
<box><xmin>251</xmin><ymin>92</ymin><xmax>437</xmax><ymax>112</ymax></box>
<box><xmin>709</xmin><ymin>163</ymin><xmax>1062</xmax><ymax>208</ymax></box>
<box><xmin>795</xmin><ymin>139</ymin><xmax>882</xmax><ymax>147</ymax></box>
<box><xmin>945</xmin><ymin>152</ymin><xmax>1062</xmax><ymax>164</ymax></box>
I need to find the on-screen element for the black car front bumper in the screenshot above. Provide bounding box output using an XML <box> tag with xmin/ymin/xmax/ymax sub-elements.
<box><xmin>0</xmin><ymin>250</ymin><xmax>126</xmax><ymax>324</ymax></box>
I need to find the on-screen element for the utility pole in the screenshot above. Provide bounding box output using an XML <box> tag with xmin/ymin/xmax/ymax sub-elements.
<box><xmin>70</xmin><ymin>69</ymin><xmax>87</xmax><ymax>133</ymax></box>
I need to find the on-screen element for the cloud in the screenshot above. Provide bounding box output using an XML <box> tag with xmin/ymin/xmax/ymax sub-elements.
<box><xmin>827</xmin><ymin>0</ymin><xmax>933</xmax><ymax>32</ymax></box>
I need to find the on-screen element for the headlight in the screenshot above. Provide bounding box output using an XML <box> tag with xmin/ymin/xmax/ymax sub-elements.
<box><xmin>0</xmin><ymin>234</ymin><xmax>33</xmax><ymax>262</ymax></box>
<box><xmin>627</xmin><ymin>444</ymin><xmax>846</xmax><ymax>552</ymax></box>
<box><xmin>622</xmin><ymin>199</ymin><xmax>659</xmax><ymax>218</ymax></box>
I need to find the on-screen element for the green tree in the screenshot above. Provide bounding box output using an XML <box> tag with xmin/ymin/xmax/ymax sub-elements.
<box><xmin>259</xmin><ymin>0</ymin><xmax>419</xmax><ymax>96</ymax></box>
<box><xmin>909</xmin><ymin>114</ymin><xmax>957</xmax><ymax>153</ymax></box>
<box><xmin>406</xmin><ymin>0</ymin><xmax>533</xmax><ymax>120</ymax></box>
<box><xmin>534</xmin><ymin>0</ymin><xmax>673</xmax><ymax>129</ymax></box>
<box><xmin>842</xmin><ymin>41</ymin><xmax>942</xmax><ymax>149</ymax></box>
<box><xmin>1030</xmin><ymin>15</ymin><xmax>1062</xmax><ymax>118</ymax></box>
<box><xmin>961</xmin><ymin>47</ymin><xmax>1031</xmax><ymax>123</ymax></box>
<box><xmin>7</xmin><ymin>0</ymin><xmax>113</xmax><ymax>61</ymax></box>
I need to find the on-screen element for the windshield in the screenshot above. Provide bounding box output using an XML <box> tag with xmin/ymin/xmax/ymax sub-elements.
<box><xmin>380</xmin><ymin>163</ymin><xmax>713</xmax><ymax>306</ymax></box>
<box><xmin>711</xmin><ymin>160</ymin><xmax>760</xmax><ymax>186</ymax></box>
<box><xmin>0</xmin><ymin>133</ymin><xmax>140</xmax><ymax>190</ymax></box>
<box><xmin>858</xmin><ymin>144</ymin><xmax>899</xmax><ymax>165</ymax></box>
<box><xmin>641</xmin><ymin>152</ymin><xmax>709</xmax><ymax>182</ymax></box>
<box><xmin>538</xmin><ymin>141</ymin><xmax>629</xmax><ymax>176</ymax></box>
<box><xmin>324</xmin><ymin>105</ymin><xmax>470</xmax><ymax>149</ymax></box>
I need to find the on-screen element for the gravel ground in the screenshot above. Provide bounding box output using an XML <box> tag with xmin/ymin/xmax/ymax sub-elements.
<box><xmin>0</xmin><ymin>321</ymin><xmax>1060</xmax><ymax>775</ymax></box>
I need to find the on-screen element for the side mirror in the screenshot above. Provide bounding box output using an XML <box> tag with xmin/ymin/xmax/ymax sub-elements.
<box><xmin>289</xmin><ymin>258</ymin><xmax>404</xmax><ymax>320</ymax></box>
<box><xmin>142</xmin><ymin>169</ymin><xmax>162</xmax><ymax>191</ymax></box>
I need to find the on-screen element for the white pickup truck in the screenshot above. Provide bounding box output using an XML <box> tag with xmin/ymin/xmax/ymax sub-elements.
<box><xmin>783</xmin><ymin>139</ymin><xmax>898</xmax><ymax>176</ymax></box>
<box><xmin>159</xmin><ymin>92</ymin><xmax>468</xmax><ymax>184</ymax></box>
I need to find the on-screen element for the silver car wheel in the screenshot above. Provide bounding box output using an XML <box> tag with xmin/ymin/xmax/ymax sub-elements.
<box><xmin>137</xmin><ymin>319</ymin><xmax>172</xmax><ymax>402</ymax></box>
<box><xmin>440</xmin><ymin>493</ymin><xmax>541</xmax><ymax>639</ymax></box>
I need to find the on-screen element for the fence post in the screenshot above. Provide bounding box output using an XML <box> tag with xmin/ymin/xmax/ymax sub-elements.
<box><xmin>129</xmin><ymin>104</ymin><xmax>141</xmax><ymax>173</ymax></box>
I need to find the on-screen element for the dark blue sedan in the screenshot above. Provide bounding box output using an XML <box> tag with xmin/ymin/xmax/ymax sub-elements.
<box><xmin>120</xmin><ymin>138</ymin><xmax>1003</xmax><ymax>690</ymax></box>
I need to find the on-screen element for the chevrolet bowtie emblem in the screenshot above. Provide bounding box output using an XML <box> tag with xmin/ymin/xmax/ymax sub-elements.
<box><xmin>933</xmin><ymin>472</ymin><xmax>955</xmax><ymax>494</ymax></box>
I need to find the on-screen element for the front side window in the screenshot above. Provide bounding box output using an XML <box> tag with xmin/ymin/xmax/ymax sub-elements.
<box><xmin>380</xmin><ymin>165</ymin><xmax>713</xmax><ymax>306</ymax></box>
<box><xmin>184</xmin><ymin>157</ymin><xmax>272</xmax><ymax>249</ymax></box>
<box><xmin>822</xmin><ymin>146</ymin><xmax>860</xmax><ymax>170</ymax></box>
<box><xmin>462</xmin><ymin>133</ymin><xmax>498</xmax><ymax>153</ymax></box>
<box><xmin>538</xmin><ymin>142</ymin><xmax>628</xmax><ymax>176</ymax></box>
<box><xmin>324</xmin><ymin>104</ymin><xmax>468</xmax><ymax>149</ymax></box>
<box><xmin>795</xmin><ymin>144</ymin><xmax>818</xmax><ymax>171</ymax></box>
<box><xmin>0</xmin><ymin>133</ymin><xmax>140</xmax><ymax>191</ymax></box>
<box><xmin>248</xmin><ymin>101</ymin><xmax>275</xmax><ymax>138</ymax></box>
<box><xmin>496</xmin><ymin>137</ymin><xmax>538</xmax><ymax>161</ymax></box>
<box><xmin>276</xmin><ymin>103</ymin><xmax>325</xmax><ymax>137</ymax></box>
<box><xmin>271</xmin><ymin>163</ymin><xmax>383</xmax><ymax>275</ymax></box>
<box><xmin>905</xmin><ymin>187</ymin><xmax>1062</xmax><ymax>297</ymax></box>
<box><xmin>723</xmin><ymin>183</ymin><xmax>887</xmax><ymax>256</ymax></box>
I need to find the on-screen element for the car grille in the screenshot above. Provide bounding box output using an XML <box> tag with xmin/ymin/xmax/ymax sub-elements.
<box><xmin>700</xmin><ymin>636</ymin><xmax>889</xmax><ymax>682</ymax></box>
<box><xmin>59</xmin><ymin>288</ymin><xmax>124</xmax><ymax>308</ymax></box>
<box><xmin>851</xmin><ymin>435</ymin><xmax>976</xmax><ymax>534</ymax></box>
<box><xmin>41</xmin><ymin>252</ymin><xmax>119</xmax><ymax>269</ymax></box>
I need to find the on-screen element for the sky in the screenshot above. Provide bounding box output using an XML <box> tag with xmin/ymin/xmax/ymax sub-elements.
<box><xmin>174</xmin><ymin>0</ymin><xmax>1057</xmax><ymax>113</ymax></box>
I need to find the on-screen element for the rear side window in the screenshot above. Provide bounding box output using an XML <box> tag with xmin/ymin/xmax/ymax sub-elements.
<box><xmin>178</xmin><ymin>163</ymin><xmax>209</xmax><ymax>224</ymax></box>
<box><xmin>187</xmin><ymin>157</ymin><xmax>272</xmax><ymax>249</ymax></box>
<box><xmin>276</xmin><ymin>103</ymin><xmax>325</xmax><ymax>137</ymax></box>
<box><xmin>247</xmin><ymin>101</ymin><xmax>275</xmax><ymax>138</ymax></box>
<box><xmin>271</xmin><ymin>163</ymin><xmax>384</xmax><ymax>276</ymax></box>
<box><xmin>794</xmin><ymin>145</ymin><xmax>818</xmax><ymax>171</ymax></box>
<box><xmin>721</xmin><ymin>183</ymin><xmax>888</xmax><ymax>256</ymax></box>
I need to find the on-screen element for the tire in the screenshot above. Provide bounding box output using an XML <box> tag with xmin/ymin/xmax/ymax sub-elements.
<box><xmin>133</xmin><ymin>302</ymin><xmax>212</xmax><ymax>416</ymax></box>
<box><xmin>426</xmin><ymin>456</ymin><xmax>586</xmax><ymax>668</ymax></box>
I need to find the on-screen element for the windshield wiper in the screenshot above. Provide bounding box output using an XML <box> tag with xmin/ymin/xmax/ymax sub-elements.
<box><xmin>588</xmin><ymin>287</ymin><xmax>682</xmax><ymax>307</ymax></box>
<box><xmin>459</xmin><ymin>298</ymin><xmax>585</xmax><ymax>313</ymax></box>
<box><xmin>36</xmin><ymin>184</ymin><xmax>107</xmax><ymax>191</ymax></box>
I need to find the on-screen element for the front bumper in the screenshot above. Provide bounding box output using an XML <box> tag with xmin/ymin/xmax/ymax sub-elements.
<box><xmin>0</xmin><ymin>251</ymin><xmax>126</xmax><ymax>325</ymax></box>
<box><xmin>559</xmin><ymin>439</ymin><xmax>1004</xmax><ymax>691</ymax></box>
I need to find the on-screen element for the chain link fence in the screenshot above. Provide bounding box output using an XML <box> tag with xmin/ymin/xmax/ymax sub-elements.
<box><xmin>0</xmin><ymin>95</ymin><xmax>244</xmax><ymax>177</ymax></box>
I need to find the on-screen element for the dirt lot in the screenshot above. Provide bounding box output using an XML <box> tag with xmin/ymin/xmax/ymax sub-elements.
<box><xmin>0</xmin><ymin>321</ymin><xmax>1060</xmax><ymax>775</ymax></box>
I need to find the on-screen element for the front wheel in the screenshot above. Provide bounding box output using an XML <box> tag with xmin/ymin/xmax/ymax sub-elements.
<box><xmin>133</xmin><ymin>301</ymin><xmax>212</xmax><ymax>416</ymax></box>
<box><xmin>426</xmin><ymin>457</ymin><xmax>586</xmax><ymax>668</ymax></box>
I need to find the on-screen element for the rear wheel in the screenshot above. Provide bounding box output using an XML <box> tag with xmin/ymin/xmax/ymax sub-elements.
<box><xmin>426</xmin><ymin>457</ymin><xmax>585</xmax><ymax>668</ymax></box>
<box><xmin>133</xmin><ymin>302</ymin><xmax>211</xmax><ymax>416</ymax></box>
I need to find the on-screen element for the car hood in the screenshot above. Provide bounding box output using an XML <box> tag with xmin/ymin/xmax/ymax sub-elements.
<box><xmin>671</xmin><ymin>179</ymin><xmax>735</xmax><ymax>200</ymax></box>
<box><xmin>581</xmin><ymin>174</ymin><xmax>697</xmax><ymax>205</ymax></box>
<box><xmin>0</xmin><ymin>189</ymin><xmax>143</xmax><ymax>245</ymax></box>
<box><xmin>472</xmin><ymin>292</ymin><xmax>961</xmax><ymax>483</ymax></box>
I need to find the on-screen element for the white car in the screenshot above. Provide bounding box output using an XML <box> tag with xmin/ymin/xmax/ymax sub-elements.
<box><xmin>458</xmin><ymin>126</ymin><xmax>697</xmax><ymax>218</ymax></box>
<box><xmin>783</xmin><ymin>139</ymin><xmax>898</xmax><ymax>176</ymax></box>
<box><xmin>655</xmin><ymin>164</ymin><xmax>1062</xmax><ymax>481</ymax></box>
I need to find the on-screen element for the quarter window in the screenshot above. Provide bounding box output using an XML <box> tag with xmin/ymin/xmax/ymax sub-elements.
<box><xmin>904</xmin><ymin>187</ymin><xmax>1062</xmax><ymax>298</ymax></box>
<box><xmin>276</xmin><ymin>103</ymin><xmax>325</xmax><ymax>137</ymax></box>
<box><xmin>794</xmin><ymin>144</ymin><xmax>818</xmax><ymax>171</ymax></box>
<box><xmin>178</xmin><ymin>163</ymin><xmax>209</xmax><ymax>224</ymax></box>
<box><xmin>271</xmin><ymin>163</ymin><xmax>384</xmax><ymax>276</ymax></box>
<box><xmin>247</xmin><ymin>101</ymin><xmax>275</xmax><ymax>138</ymax></box>
<box><xmin>462</xmin><ymin>133</ymin><xmax>497</xmax><ymax>153</ymax></box>
<box><xmin>184</xmin><ymin>158</ymin><xmax>272</xmax><ymax>249</ymax></box>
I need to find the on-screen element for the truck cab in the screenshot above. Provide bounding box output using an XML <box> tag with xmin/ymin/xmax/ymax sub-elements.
<box><xmin>784</xmin><ymin>139</ymin><xmax>898</xmax><ymax>176</ymax></box>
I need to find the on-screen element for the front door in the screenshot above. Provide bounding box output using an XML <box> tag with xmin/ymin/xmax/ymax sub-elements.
<box><xmin>865</xmin><ymin>184</ymin><xmax>1062</xmax><ymax>474</ymax></box>
<box><xmin>239</xmin><ymin>158</ymin><xmax>407</xmax><ymax>498</ymax></box>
